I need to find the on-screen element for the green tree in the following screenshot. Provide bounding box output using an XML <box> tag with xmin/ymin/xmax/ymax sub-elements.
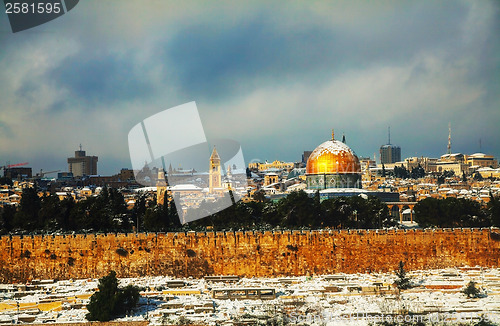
<box><xmin>394</xmin><ymin>261</ymin><xmax>412</xmax><ymax>290</ymax></box>
<box><xmin>86</xmin><ymin>270</ymin><xmax>140</xmax><ymax>321</ymax></box>
<box><xmin>462</xmin><ymin>281</ymin><xmax>481</xmax><ymax>298</ymax></box>
<box><xmin>321</xmin><ymin>197</ymin><xmax>352</xmax><ymax>228</ymax></box>
<box><xmin>70</xmin><ymin>187</ymin><xmax>129</xmax><ymax>232</ymax></box>
<box><xmin>415</xmin><ymin>197</ymin><xmax>487</xmax><ymax>228</ymax></box>
<box><xmin>347</xmin><ymin>196</ymin><xmax>392</xmax><ymax>229</ymax></box>
<box><xmin>0</xmin><ymin>204</ymin><xmax>16</xmax><ymax>233</ymax></box>
<box><xmin>143</xmin><ymin>206</ymin><xmax>165</xmax><ymax>231</ymax></box>
<box><xmin>0</xmin><ymin>177</ymin><xmax>13</xmax><ymax>186</ymax></box>
<box><xmin>488</xmin><ymin>193</ymin><xmax>500</xmax><ymax>227</ymax></box>
<box><xmin>13</xmin><ymin>187</ymin><xmax>40</xmax><ymax>230</ymax></box>
<box><xmin>38</xmin><ymin>193</ymin><xmax>62</xmax><ymax>230</ymax></box>
<box><xmin>277</xmin><ymin>190</ymin><xmax>319</xmax><ymax>228</ymax></box>
<box><xmin>253</xmin><ymin>190</ymin><xmax>267</xmax><ymax>203</ymax></box>
<box><xmin>437</xmin><ymin>174</ymin><xmax>445</xmax><ymax>185</ymax></box>
<box><xmin>410</xmin><ymin>164</ymin><xmax>425</xmax><ymax>179</ymax></box>
<box><xmin>131</xmin><ymin>193</ymin><xmax>147</xmax><ymax>232</ymax></box>
<box><xmin>394</xmin><ymin>165</ymin><xmax>409</xmax><ymax>179</ymax></box>
<box><xmin>58</xmin><ymin>197</ymin><xmax>76</xmax><ymax>230</ymax></box>
<box><xmin>261</xmin><ymin>201</ymin><xmax>279</xmax><ymax>226</ymax></box>
<box><xmin>167</xmin><ymin>192</ymin><xmax>182</xmax><ymax>229</ymax></box>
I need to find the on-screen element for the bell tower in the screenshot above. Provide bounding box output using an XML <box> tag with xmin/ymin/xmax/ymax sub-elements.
<box><xmin>156</xmin><ymin>168</ymin><xmax>167</xmax><ymax>205</ymax></box>
<box><xmin>209</xmin><ymin>146</ymin><xmax>221</xmax><ymax>193</ymax></box>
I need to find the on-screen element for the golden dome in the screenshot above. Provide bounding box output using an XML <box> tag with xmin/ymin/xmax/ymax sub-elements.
<box><xmin>306</xmin><ymin>139</ymin><xmax>361</xmax><ymax>175</ymax></box>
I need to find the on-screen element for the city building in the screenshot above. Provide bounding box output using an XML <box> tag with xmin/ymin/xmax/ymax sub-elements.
<box><xmin>248</xmin><ymin>160</ymin><xmax>295</xmax><ymax>172</ymax></box>
<box><xmin>466</xmin><ymin>153</ymin><xmax>498</xmax><ymax>169</ymax></box>
<box><xmin>302</xmin><ymin>151</ymin><xmax>313</xmax><ymax>165</ymax></box>
<box><xmin>263</xmin><ymin>173</ymin><xmax>279</xmax><ymax>186</ymax></box>
<box><xmin>380</xmin><ymin>145</ymin><xmax>401</xmax><ymax>164</ymax></box>
<box><xmin>67</xmin><ymin>146</ymin><xmax>98</xmax><ymax>177</ymax></box>
<box><xmin>476</xmin><ymin>167</ymin><xmax>500</xmax><ymax>179</ymax></box>
<box><xmin>359</xmin><ymin>157</ymin><xmax>377</xmax><ymax>172</ymax></box>
<box><xmin>3</xmin><ymin>167</ymin><xmax>32</xmax><ymax>180</ymax></box>
<box><xmin>402</xmin><ymin>157</ymin><xmax>438</xmax><ymax>173</ymax></box>
<box><xmin>435</xmin><ymin>153</ymin><xmax>469</xmax><ymax>175</ymax></box>
<box><xmin>379</xmin><ymin>127</ymin><xmax>401</xmax><ymax>164</ymax></box>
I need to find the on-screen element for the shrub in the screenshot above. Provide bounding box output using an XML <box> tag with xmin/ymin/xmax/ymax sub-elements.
<box><xmin>462</xmin><ymin>281</ymin><xmax>481</xmax><ymax>298</ymax></box>
<box><xmin>86</xmin><ymin>270</ymin><xmax>140</xmax><ymax>321</ymax></box>
<box><xmin>394</xmin><ymin>261</ymin><xmax>412</xmax><ymax>290</ymax></box>
<box><xmin>116</xmin><ymin>248</ymin><xmax>128</xmax><ymax>257</ymax></box>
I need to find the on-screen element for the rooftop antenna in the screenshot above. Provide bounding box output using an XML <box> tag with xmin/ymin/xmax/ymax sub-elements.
<box><xmin>388</xmin><ymin>126</ymin><xmax>391</xmax><ymax>145</ymax></box>
<box><xmin>447</xmin><ymin>123</ymin><xmax>452</xmax><ymax>155</ymax></box>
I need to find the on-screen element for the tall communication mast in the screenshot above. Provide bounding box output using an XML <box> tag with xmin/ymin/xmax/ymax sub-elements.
<box><xmin>447</xmin><ymin>123</ymin><xmax>452</xmax><ymax>155</ymax></box>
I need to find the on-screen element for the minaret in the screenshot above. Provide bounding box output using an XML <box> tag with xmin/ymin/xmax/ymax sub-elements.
<box><xmin>331</xmin><ymin>129</ymin><xmax>335</xmax><ymax>141</ymax></box>
<box><xmin>209</xmin><ymin>146</ymin><xmax>221</xmax><ymax>193</ymax></box>
<box><xmin>447</xmin><ymin>122</ymin><xmax>452</xmax><ymax>155</ymax></box>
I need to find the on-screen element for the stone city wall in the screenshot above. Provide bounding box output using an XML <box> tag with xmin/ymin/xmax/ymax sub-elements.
<box><xmin>0</xmin><ymin>228</ymin><xmax>499</xmax><ymax>283</ymax></box>
<box><xmin>3</xmin><ymin>323</ymin><xmax>147</xmax><ymax>326</ymax></box>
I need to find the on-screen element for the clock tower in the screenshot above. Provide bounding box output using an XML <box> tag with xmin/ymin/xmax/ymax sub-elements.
<box><xmin>209</xmin><ymin>146</ymin><xmax>222</xmax><ymax>193</ymax></box>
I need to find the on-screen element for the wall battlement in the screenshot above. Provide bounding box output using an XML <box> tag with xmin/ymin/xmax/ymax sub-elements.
<box><xmin>1</xmin><ymin>228</ymin><xmax>499</xmax><ymax>283</ymax></box>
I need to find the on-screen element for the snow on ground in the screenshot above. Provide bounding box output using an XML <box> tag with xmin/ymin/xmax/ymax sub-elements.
<box><xmin>0</xmin><ymin>267</ymin><xmax>500</xmax><ymax>325</ymax></box>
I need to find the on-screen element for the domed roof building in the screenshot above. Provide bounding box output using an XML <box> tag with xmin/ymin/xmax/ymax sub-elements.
<box><xmin>306</xmin><ymin>131</ymin><xmax>362</xmax><ymax>190</ymax></box>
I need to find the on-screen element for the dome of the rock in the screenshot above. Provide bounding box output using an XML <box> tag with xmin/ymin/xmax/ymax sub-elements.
<box><xmin>306</xmin><ymin>133</ymin><xmax>362</xmax><ymax>190</ymax></box>
<box><xmin>306</xmin><ymin>140</ymin><xmax>361</xmax><ymax>174</ymax></box>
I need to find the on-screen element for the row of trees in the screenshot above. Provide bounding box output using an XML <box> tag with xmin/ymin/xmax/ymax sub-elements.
<box><xmin>381</xmin><ymin>164</ymin><xmax>426</xmax><ymax>179</ymax></box>
<box><xmin>188</xmin><ymin>190</ymin><xmax>393</xmax><ymax>230</ymax></box>
<box><xmin>0</xmin><ymin>188</ymin><xmax>395</xmax><ymax>233</ymax></box>
<box><xmin>393</xmin><ymin>165</ymin><xmax>426</xmax><ymax>179</ymax></box>
<box><xmin>0</xmin><ymin>187</ymin><xmax>135</xmax><ymax>233</ymax></box>
<box><xmin>1</xmin><ymin>187</ymin><xmax>500</xmax><ymax>234</ymax></box>
<box><xmin>414</xmin><ymin>195</ymin><xmax>500</xmax><ymax>228</ymax></box>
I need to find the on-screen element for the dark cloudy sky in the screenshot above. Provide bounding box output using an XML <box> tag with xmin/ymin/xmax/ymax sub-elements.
<box><xmin>0</xmin><ymin>1</ymin><xmax>499</xmax><ymax>175</ymax></box>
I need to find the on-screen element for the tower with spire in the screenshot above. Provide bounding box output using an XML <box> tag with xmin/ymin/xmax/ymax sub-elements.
<box><xmin>447</xmin><ymin>122</ymin><xmax>452</xmax><ymax>155</ymax></box>
<box><xmin>379</xmin><ymin>126</ymin><xmax>401</xmax><ymax>164</ymax></box>
<box><xmin>156</xmin><ymin>168</ymin><xmax>167</xmax><ymax>205</ymax></box>
<box><xmin>209</xmin><ymin>146</ymin><xmax>222</xmax><ymax>193</ymax></box>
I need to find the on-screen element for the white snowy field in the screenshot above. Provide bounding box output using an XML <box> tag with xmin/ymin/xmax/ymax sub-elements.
<box><xmin>0</xmin><ymin>266</ymin><xmax>499</xmax><ymax>325</ymax></box>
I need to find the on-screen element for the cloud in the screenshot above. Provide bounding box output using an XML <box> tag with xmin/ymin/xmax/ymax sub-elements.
<box><xmin>197</xmin><ymin>48</ymin><xmax>486</xmax><ymax>161</ymax></box>
<box><xmin>48</xmin><ymin>50</ymin><xmax>155</xmax><ymax>106</ymax></box>
<box><xmin>0</xmin><ymin>1</ymin><xmax>498</xmax><ymax>174</ymax></box>
<box><xmin>161</xmin><ymin>2</ymin><xmax>470</xmax><ymax>102</ymax></box>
